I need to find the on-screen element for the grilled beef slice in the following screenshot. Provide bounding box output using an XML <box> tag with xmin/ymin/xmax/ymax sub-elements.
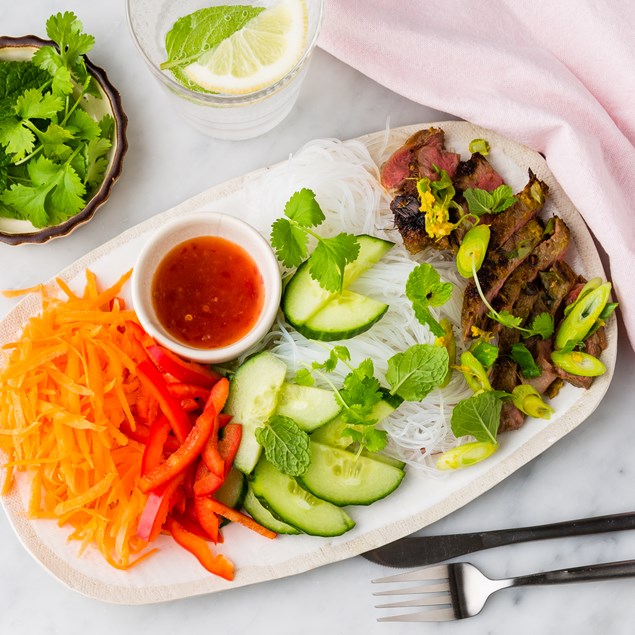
<box><xmin>454</xmin><ymin>153</ymin><xmax>504</xmax><ymax>193</ymax></box>
<box><xmin>488</xmin><ymin>171</ymin><xmax>548</xmax><ymax>250</ymax></box>
<box><xmin>390</xmin><ymin>194</ymin><xmax>453</xmax><ymax>254</ymax></box>
<box><xmin>490</xmin><ymin>217</ymin><xmax>570</xmax><ymax>332</ymax></box>
<box><xmin>461</xmin><ymin>219</ymin><xmax>545</xmax><ymax>339</ymax></box>
<box><xmin>380</xmin><ymin>128</ymin><xmax>461</xmax><ymax>193</ymax></box>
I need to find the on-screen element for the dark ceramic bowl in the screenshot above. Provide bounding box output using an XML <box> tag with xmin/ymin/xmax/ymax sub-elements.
<box><xmin>0</xmin><ymin>36</ymin><xmax>128</xmax><ymax>246</ymax></box>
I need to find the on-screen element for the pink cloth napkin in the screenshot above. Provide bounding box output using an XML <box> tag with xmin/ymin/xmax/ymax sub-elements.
<box><xmin>319</xmin><ymin>0</ymin><xmax>635</xmax><ymax>349</ymax></box>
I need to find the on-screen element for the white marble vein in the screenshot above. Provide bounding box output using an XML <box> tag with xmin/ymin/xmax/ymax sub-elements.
<box><xmin>1</xmin><ymin>2</ymin><xmax>635</xmax><ymax>634</ymax></box>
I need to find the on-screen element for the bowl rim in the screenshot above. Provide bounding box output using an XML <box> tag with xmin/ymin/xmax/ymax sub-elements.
<box><xmin>0</xmin><ymin>35</ymin><xmax>128</xmax><ymax>246</ymax></box>
<box><xmin>131</xmin><ymin>211</ymin><xmax>283</xmax><ymax>364</ymax></box>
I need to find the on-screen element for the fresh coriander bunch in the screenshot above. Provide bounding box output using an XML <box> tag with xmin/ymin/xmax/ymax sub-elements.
<box><xmin>0</xmin><ymin>12</ymin><xmax>115</xmax><ymax>230</ymax></box>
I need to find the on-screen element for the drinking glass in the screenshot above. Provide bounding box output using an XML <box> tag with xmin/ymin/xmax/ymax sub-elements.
<box><xmin>126</xmin><ymin>0</ymin><xmax>323</xmax><ymax>140</ymax></box>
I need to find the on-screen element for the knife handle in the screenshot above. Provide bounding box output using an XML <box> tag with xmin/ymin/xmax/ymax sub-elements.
<box><xmin>478</xmin><ymin>511</ymin><xmax>635</xmax><ymax>549</ymax></box>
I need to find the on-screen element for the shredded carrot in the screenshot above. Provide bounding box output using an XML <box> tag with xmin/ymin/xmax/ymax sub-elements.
<box><xmin>0</xmin><ymin>270</ymin><xmax>156</xmax><ymax>568</ymax></box>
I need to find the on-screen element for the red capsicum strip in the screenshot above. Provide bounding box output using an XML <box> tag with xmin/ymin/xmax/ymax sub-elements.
<box><xmin>201</xmin><ymin>379</ymin><xmax>230</xmax><ymax>477</ymax></box>
<box><xmin>147</xmin><ymin>345</ymin><xmax>222</xmax><ymax>388</ymax></box>
<box><xmin>194</xmin><ymin>495</ymin><xmax>221</xmax><ymax>543</ymax></box>
<box><xmin>140</xmin><ymin>415</ymin><xmax>172</xmax><ymax>476</ymax></box>
<box><xmin>165</xmin><ymin>516</ymin><xmax>234</xmax><ymax>580</ymax></box>
<box><xmin>139</xmin><ymin>405</ymin><xmax>216</xmax><ymax>493</ymax></box>
<box><xmin>137</xmin><ymin>359</ymin><xmax>192</xmax><ymax>443</ymax></box>
<box><xmin>218</xmin><ymin>423</ymin><xmax>242</xmax><ymax>476</ymax></box>
<box><xmin>193</xmin><ymin>461</ymin><xmax>224</xmax><ymax>497</ymax></box>
<box><xmin>137</xmin><ymin>472</ymin><xmax>186</xmax><ymax>542</ymax></box>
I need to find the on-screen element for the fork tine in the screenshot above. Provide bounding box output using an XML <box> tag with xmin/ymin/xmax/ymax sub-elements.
<box><xmin>375</xmin><ymin>593</ymin><xmax>452</xmax><ymax>609</ymax></box>
<box><xmin>377</xmin><ymin>607</ymin><xmax>456</xmax><ymax>622</ymax></box>
<box><xmin>373</xmin><ymin>580</ymin><xmax>450</xmax><ymax>596</ymax></box>
<box><xmin>372</xmin><ymin>564</ymin><xmax>448</xmax><ymax>583</ymax></box>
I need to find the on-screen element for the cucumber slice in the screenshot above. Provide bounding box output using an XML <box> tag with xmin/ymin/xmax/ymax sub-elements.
<box><xmin>299</xmin><ymin>442</ymin><xmax>405</xmax><ymax>506</ymax></box>
<box><xmin>282</xmin><ymin>234</ymin><xmax>393</xmax><ymax>327</ymax></box>
<box><xmin>295</xmin><ymin>290</ymin><xmax>388</xmax><ymax>341</ymax></box>
<box><xmin>243</xmin><ymin>484</ymin><xmax>300</xmax><ymax>535</ymax></box>
<box><xmin>274</xmin><ymin>382</ymin><xmax>342</xmax><ymax>432</ymax></box>
<box><xmin>215</xmin><ymin>466</ymin><xmax>247</xmax><ymax>510</ymax></box>
<box><xmin>225</xmin><ymin>351</ymin><xmax>287</xmax><ymax>474</ymax></box>
<box><xmin>311</xmin><ymin>397</ymin><xmax>399</xmax><ymax>449</ymax></box>
<box><xmin>252</xmin><ymin>459</ymin><xmax>355</xmax><ymax>537</ymax></box>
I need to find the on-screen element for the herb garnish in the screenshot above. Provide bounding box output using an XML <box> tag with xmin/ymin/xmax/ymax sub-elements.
<box><xmin>271</xmin><ymin>188</ymin><xmax>360</xmax><ymax>293</ymax></box>
<box><xmin>255</xmin><ymin>415</ymin><xmax>311</xmax><ymax>476</ymax></box>
<box><xmin>463</xmin><ymin>185</ymin><xmax>517</xmax><ymax>217</ymax></box>
<box><xmin>510</xmin><ymin>342</ymin><xmax>542</xmax><ymax>378</ymax></box>
<box><xmin>0</xmin><ymin>12</ymin><xmax>113</xmax><ymax>228</ymax></box>
<box><xmin>450</xmin><ymin>391</ymin><xmax>503</xmax><ymax>445</ymax></box>
<box><xmin>406</xmin><ymin>263</ymin><xmax>454</xmax><ymax>337</ymax></box>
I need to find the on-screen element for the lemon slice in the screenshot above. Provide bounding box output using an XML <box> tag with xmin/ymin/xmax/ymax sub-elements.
<box><xmin>183</xmin><ymin>0</ymin><xmax>308</xmax><ymax>95</ymax></box>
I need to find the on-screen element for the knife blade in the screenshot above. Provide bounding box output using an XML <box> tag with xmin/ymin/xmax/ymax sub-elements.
<box><xmin>362</xmin><ymin>511</ymin><xmax>635</xmax><ymax>568</ymax></box>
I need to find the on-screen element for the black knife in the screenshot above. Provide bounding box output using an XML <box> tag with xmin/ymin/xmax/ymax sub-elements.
<box><xmin>361</xmin><ymin>512</ymin><xmax>635</xmax><ymax>568</ymax></box>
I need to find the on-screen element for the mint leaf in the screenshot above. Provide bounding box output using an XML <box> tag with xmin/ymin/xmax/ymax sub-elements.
<box><xmin>464</xmin><ymin>185</ymin><xmax>516</xmax><ymax>216</ymax></box>
<box><xmin>451</xmin><ymin>391</ymin><xmax>502</xmax><ymax>444</ymax></box>
<box><xmin>162</xmin><ymin>5</ymin><xmax>264</xmax><ymax>90</ymax></box>
<box><xmin>271</xmin><ymin>217</ymin><xmax>308</xmax><ymax>268</ymax></box>
<box><xmin>309</xmin><ymin>233</ymin><xmax>359</xmax><ymax>293</ymax></box>
<box><xmin>406</xmin><ymin>263</ymin><xmax>453</xmax><ymax>337</ymax></box>
<box><xmin>510</xmin><ymin>343</ymin><xmax>541</xmax><ymax>379</ymax></box>
<box><xmin>283</xmin><ymin>188</ymin><xmax>324</xmax><ymax>227</ymax></box>
<box><xmin>386</xmin><ymin>344</ymin><xmax>449</xmax><ymax>401</ymax></box>
<box><xmin>255</xmin><ymin>415</ymin><xmax>310</xmax><ymax>477</ymax></box>
<box><xmin>0</xmin><ymin>61</ymin><xmax>50</xmax><ymax>112</ymax></box>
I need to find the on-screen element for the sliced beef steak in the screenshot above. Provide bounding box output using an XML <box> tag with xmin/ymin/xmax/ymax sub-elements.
<box><xmin>380</xmin><ymin>128</ymin><xmax>460</xmax><ymax>192</ymax></box>
<box><xmin>461</xmin><ymin>219</ymin><xmax>545</xmax><ymax>339</ymax></box>
<box><xmin>488</xmin><ymin>171</ymin><xmax>548</xmax><ymax>250</ymax></box>
<box><xmin>454</xmin><ymin>153</ymin><xmax>504</xmax><ymax>193</ymax></box>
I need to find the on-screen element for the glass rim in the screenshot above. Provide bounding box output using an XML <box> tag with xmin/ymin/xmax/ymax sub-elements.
<box><xmin>125</xmin><ymin>0</ymin><xmax>324</xmax><ymax>105</ymax></box>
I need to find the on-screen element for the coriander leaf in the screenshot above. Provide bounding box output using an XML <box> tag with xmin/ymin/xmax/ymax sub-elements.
<box><xmin>470</xmin><ymin>340</ymin><xmax>499</xmax><ymax>370</ymax></box>
<box><xmin>46</xmin><ymin>12</ymin><xmax>95</xmax><ymax>67</ymax></box>
<box><xmin>0</xmin><ymin>182</ymin><xmax>50</xmax><ymax>227</ymax></box>
<box><xmin>39</xmin><ymin>123</ymin><xmax>74</xmax><ymax>160</ymax></box>
<box><xmin>360</xmin><ymin>427</ymin><xmax>388</xmax><ymax>453</ymax></box>
<box><xmin>84</xmin><ymin>137</ymin><xmax>111</xmax><ymax>187</ymax></box>
<box><xmin>406</xmin><ymin>263</ymin><xmax>453</xmax><ymax>337</ymax></box>
<box><xmin>0</xmin><ymin>118</ymin><xmax>35</xmax><ymax>159</ymax></box>
<box><xmin>98</xmin><ymin>114</ymin><xmax>114</xmax><ymax>141</ymax></box>
<box><xmin>510</xmin><ymin>343</ymin><xmax>541</xmax><ymax>379</ymax></box>
<box><xmin>283</xmin><ymin>188</ymin><xmax>324</xmax><ymax>227</ymax></box>
<box><xmin>49</xmin><ymin>162</ymin><xmax>86</xmax><ymax>219</ymax></box>
<box><xmin>312</xmin><ymin>345</ymin><xmax>351</xmax><ymax>373</ymax></box>
<box><xmin>406</xmin><ymin>263</ymin><xmax>454</xmax><ymax>307</ymax></box>
<box><xmin>528</xmin><ymin>312</ymin><xmax>554</xmax><ymax>340</ymax></box>
<box><xmin>450</xmin><ymin>391</ymin><xmax>502</xmax><ymax>444</ymax></box>
<box><xmin>67</xmin><ymin>108</ymin><xmax>101</xmax><ymax>141</ymax></box>
<box><xmin>309</xmin><ymin>232</ymin><xmax>359</xmax><ymax>293</ymax></box>
<box><xmin>338</xmin><ymin>359</ymin><xmax>382</xmax><ymax>425</ymax></box>
<box><xmin>294</xmin><ymin>368</ymin><xmax>314</xmax><ymax>387</ymax></box>
<box><xmin>15</xmin><ymin>88</ymin><xmax>63</xmax><ymax>120</ymax></box>
<box><xmin>386</xmin><ymin>344</ymin><xmax>449</xmax><ymax>402</ymax></box>
<box><xmin>491</xmin><ymin>309</ymin><xmax>523</xmax><ymax>329</ymax></box>
<box><xmin>31</xmin><ymin>47</ymin><xmax>74</xmax><ymax>96</ymax></box>
<box><xmin>255</xmin><ymin>415</ymin><xmax>310</xmax><ymax>476</ymax></box>
<box><xmin>270</xmin><ymin>217</ymin><xmax>308</xmax><ymax>268</ymax></box>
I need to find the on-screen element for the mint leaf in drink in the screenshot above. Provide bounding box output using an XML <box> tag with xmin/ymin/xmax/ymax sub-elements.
<box><xmin>450</xmin><ymin>391</ymin><xmax>502</xmax><ymax>444</ymax></box>
<box><xmin>255</xmin><ymin>415</ymin><xmax>310</xmax><ymax>476</ymax></box>
<box><xmin>386</xmin><ymin>344</ymin><xmax>449</xmax><ymax>402</ymax></box>
<box><xmin>162</xmin><ymin>5</ymin><xmax>265</xmax><ymax>90</ymax></box>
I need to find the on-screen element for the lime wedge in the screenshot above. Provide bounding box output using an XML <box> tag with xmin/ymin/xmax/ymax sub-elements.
<box><xmin>183</xmin><ymin>0</ymin><xmax>308</xmax><ymax>95</ymax></box>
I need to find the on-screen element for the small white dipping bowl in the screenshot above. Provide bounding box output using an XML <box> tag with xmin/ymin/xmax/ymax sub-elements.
<box><xmin>131</xmin><ymin>213</ymin><xmax>281</xmax><ymax>364</ymax></box>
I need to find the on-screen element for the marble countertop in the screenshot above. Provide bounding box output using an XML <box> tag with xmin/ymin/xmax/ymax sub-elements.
<box><xmin>2</xmin><ymin>2</ymin><xmax>635</xmax><ymax>634</ymax></box>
